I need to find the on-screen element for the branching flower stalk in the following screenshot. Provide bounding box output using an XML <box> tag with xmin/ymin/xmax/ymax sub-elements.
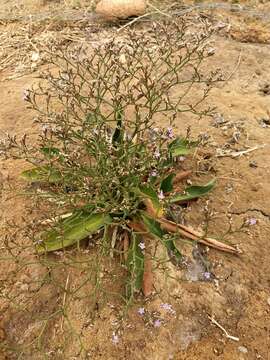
<box><xmin>1</xmin><ymin>20</ymin><xmax>239</xmax><ymax>300</ymax></box>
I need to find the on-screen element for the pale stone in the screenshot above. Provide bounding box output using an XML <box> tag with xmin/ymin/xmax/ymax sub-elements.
<box><xmin>96</xmin><ymin>0</ymin><xmax>146</xmax><ymax>20</ymax></box>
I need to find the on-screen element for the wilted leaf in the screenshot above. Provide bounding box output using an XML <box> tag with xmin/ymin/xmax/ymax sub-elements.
<box><xmin>37</xmin><ymin>212</ymin><xmax>111</xmax><ymax>253</ymax></box>
<box><xmin>21</xmin><ymin>166</ymin><xmax>62</xmax><ymax>183</ymax></box>
<box><xmin>160</xmin><ymin>173</ymin><xmax>176</xmax><ymax>193</ymax></box>
<box><xmin>170</xmin><ymin>179</ymin><xmax>215</xmax><ymax>203</ymax></box>
<box><xmin>126</xmin><ymin>233</ymin><xmax>144</xmax><ymax>298</ymax></box>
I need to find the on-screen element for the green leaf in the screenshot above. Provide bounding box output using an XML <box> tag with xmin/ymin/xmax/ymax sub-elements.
<box><xmin>168</xmin><ymin>137</ymin><xmax>198</xmax><ymax>157</ymax></box>
<box><xmin>170</xmin><ymin>179</ymin><xmax>215</xmax><ymax>203</ymax></box>
<box><xmin>40</xmin><ymin>147</ymin><xmax>61</xmax><ymax>159</ymax></box>
<box><xmin>160</xmin><ymin>173</ymin><xmax>176</xmax><ymax>193</ymax></box>
<box><xmin>37</xmin><ymin>212</ymin><xmax>111</xmax><ymax>253</ymax></box>
<box><xmin>141</xmin><ymin>213</ymin><xmax>182</xmax><ymax>262</ymax></box>
<box><xmin>136</xmin><ymin>185</ymin><xmax>163</xmax><ymax>216</ymax></box>
<box><xmin>126</xmin><ymin>233</ymin><xmax>144</xmax><ymax>298</ymax></box>
<box><xmin>137</xmin><ymin>185</ymin><xmax>159</xmax><ymax>204</ymax></box>
<box><xmin>21</xmin><ymin>166</ymin><xmax>62</xmax><ymax>183</ymax></box>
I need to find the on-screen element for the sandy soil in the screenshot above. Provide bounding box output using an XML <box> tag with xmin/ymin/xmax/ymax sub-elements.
<box><xmin>0</xmin><ymin>1</ymin><xmax>270</xmax><ymax>359</ymax></box>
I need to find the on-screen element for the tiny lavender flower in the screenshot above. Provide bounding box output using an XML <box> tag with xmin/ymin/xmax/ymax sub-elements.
<box><xmin>158</xmin><ymin>190</ymin><xmax>165</xmax><ymax>200</ymax></box>
<box><xmin>150</xmin><ymin>170</ymin><xmax>157</xmax><ymax>177</ymax></box>
<box><xmin>138</xmin><ymin>242</ymin><xmax>145</xmax><ymax>250</ymax></box>
<box><xmin>160</xmin><ymin>303</ymin><xmax>176</xmax><ymax>314</ymax></box>
<box><xmin>153</xmin><ymin>319</ymin><xmax>162</xmax><ymax>328</ymax></box>
<box><xmin>166</xmin><ymin>127</ymin><xmax>174</xmax><ymax>139</ymax></box>
<box><xmin>203</xmin><ymin>272</ymin><xmax>211</xmax><ymax>280</ymax></box>
<box><xmin>247</xmin><ymin>218</ymin><xmax>257</xmax><ymax>226</ymax></box>
<box><xmin>138</xmin><ymin>307</ymin><xmax>145</xmax><ymax>316</ymax></box>
<box><xmin>160</xmin><ymin>303</ymin><xmax>172</xmax><ymax>311</ymax></box>
<box><xmin>112</xmin><ymin>332</ymin><xmax>119</xmax><ymax>345</ymax></box>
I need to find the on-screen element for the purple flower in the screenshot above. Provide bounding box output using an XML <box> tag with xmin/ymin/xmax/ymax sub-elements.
<box><xmin>112</xmin><ymin>332</ymin><xmax>119</xmax><ymax>345</ymax></box>
<box><xmin>153</xmin><ymin>319</ymin><xmax>162</xmax><ymax>328</ymax></box>
<box><xmin>138</xmin><ymin>242</ymin><xmax>145</xmax><ymax>250</ymax></box>
<box><xmin>247</xmin><ymin>218</ymin><xmax>257</xmax><ymax>226</ymax></box>
<box><xmin>166</xmin><ymin>127</ymin><xmax>174</xmax><ymax>139</ymax></box>
<box><xmin>158</xmin><ymin>190</ymin><xmax>165</xmax><ymax>200</ymax></box>
<box><xmin>160</xmin><ymin>303</ymin><xmax>176</xmax><ymax>314</ymax></box>
<box><xmin>150</xmin><ymin>170</ymin><xmax>157</xmax><ymax>177</ymax></box>
<box><xmin>161</xmin><ymin>303</ymin><xmax>172</xmax><ymax>311</ymax></box>
<box><xmin>138</xmin><ymin>307</ymin><xmax>145</xmax><ymax>316</ymax></box>
<box><xmin>203</xmin><ymin>272</ymin><xmax>211</xmax><ymax>280</ymax></box>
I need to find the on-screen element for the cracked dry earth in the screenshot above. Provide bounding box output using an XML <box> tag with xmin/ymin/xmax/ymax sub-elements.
<box><xmin>1</xmin><ymin>3</ymin><xmax>270</xmax><ymax>360</ymax></box>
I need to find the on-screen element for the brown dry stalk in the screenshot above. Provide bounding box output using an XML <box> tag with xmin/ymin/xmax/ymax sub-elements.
<box><xmin>123</xmin><ymin>231</ymin><xmax>129</xmax><ymax>262</ymax></box>
<box><xmin>142</xmin><ymin>237</ymin><xmax>154</xmax><ymax>296</ymax></box>
<box><xmin>173</xmin><ymin>170</ymin><xmax>192</xmax><ymax>185</ymax></box>
<box><xmin>129</xmin><ymin>215</ymin><xmax>239</xmax><ymax>254</ymax></box>
<box><xmin>158</xmin><ymin>218</ymin><xmax>240</xmax><ymax>254</ymax></box>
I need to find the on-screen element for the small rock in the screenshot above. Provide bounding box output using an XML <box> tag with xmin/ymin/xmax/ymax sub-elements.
<box><xmin>20</xmin><ymin>283</ymin><xmax>29</xmax><ymax>292</ymax></box>
<box><xmin>238</xmin><ymin>346</ymin><xmax>248</xmax><ymax>354</ymax></box>
<box><xmin>96</xmin><ymin>0</ymin><xmax>146</xmax><ymax>20</ymax></box>
<box><xmin>249</xmin><ymin>161</ymin><xmax>258</xmax><ymax>168</ymax></box>
<box><xmin>259</xmin><ymin>83</ymin><xmax>270</xmax><ymax>96</ymax></box>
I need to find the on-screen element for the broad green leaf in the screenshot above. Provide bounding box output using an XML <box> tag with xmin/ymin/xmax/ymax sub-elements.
<box><xmin>170</xmin><ymin>179</ymin><xmax>215</xmax><ymax>203</ymax></box>
<box><xmin>136</xmin><ymin>185</ymin><xmax>163</xmax><ymax>217</ymax></box>
<box><xmin>168</xmin><ymin>137</ymin><xmax>198</xmax><ymax>157</ymax></box>
<box><xmin>160</xmin><ymin>173</ymin><xmax>176</xmax><ymax>193</ymax></box>
<box><xmin>37</xmin><ymin>212</ymin><xmax>111</xmax><ymax>253</ymax></box>
<box><xmin>21</xmin><ymin>166</ymin><xmax>62</xmax><ymax>183</ymax></box>
<box><xmin>126</xmin><ymin>233</ymin><xmax>144</xmax><ymax>298</ymax></box>
<box><xmin>141</xmin><ymin>213</ymin><xmax>182</xmax><ymax>261</ymax></box>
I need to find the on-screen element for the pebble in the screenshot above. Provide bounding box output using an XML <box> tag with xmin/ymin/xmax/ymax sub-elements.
<box><xmin>238</xmin><ymin>346</ymin><xmax>248</xmax><ymax>354</ymax></box>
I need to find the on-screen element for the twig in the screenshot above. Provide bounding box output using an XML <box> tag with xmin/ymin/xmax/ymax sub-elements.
<box><xmin>222</xmin><ymin>50</ymin><xmax>242</xmax><ymax>85</ymax></box>
<box><xmin>40</xmin><ymin>212</ymin><xmax>73</xmax><ymax>224</ymax></box>
<box><xmin>60</xmin><ymin>272</ymin><xmax>70</xmax><ymax>332</ymax></box>
<box><xmin>216</xmin><ymin>144</ymin><xmax>266</xmax><ymax>158</ymax></box>
<box><xmin>147</xmin><ymin>2</ymin><xmax>172</xmax><ymax>18</ymax></box>
<box><xmin>110</xmin><ymin>226</ymin><xmax>118</xmax><ymax>258</ymax></box>
<box><xmin>117</xmin><ymin>11</ymin><xmax>157</xmax><ymax>32</ymax></box>
<box><xmin>208</xmin><ymin>315</ymin><xmax>239</xmax><ymax>342</ymax></box>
